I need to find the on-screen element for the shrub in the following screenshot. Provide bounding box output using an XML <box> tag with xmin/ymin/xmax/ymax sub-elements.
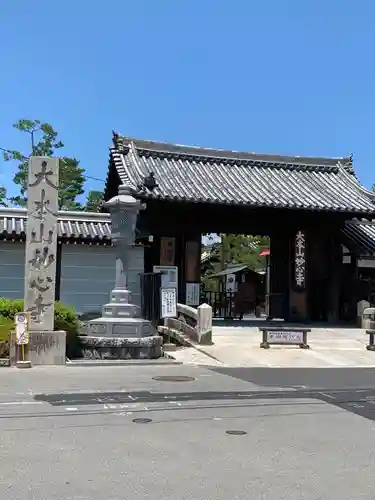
<box><xmin>0</xmin><ymin>298</ymin><xmax>24</xmax><ymax>320</ymax></box>
<box><xmin>0</xmin><ymin>298</ymin><xmax>82</xmax><ymax>359</ymax></box>
<box><xmin>54</xmin><ymin>301</ymin><xmax>82</xmax><ymax>359</ymax></box>
<box><xmin>0</xmin><ymin>316</ymin><xmax>14</xmax><ymax>358</ymax></box>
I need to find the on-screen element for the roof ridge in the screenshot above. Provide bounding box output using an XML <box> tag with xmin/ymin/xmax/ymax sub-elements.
<box><xmin>114</xmin><ymin>133</ymin><xmax>352</xmax><ymax>168</ymax></box>
<box><xmin>0</xmin><ymin>207</ymin><xmax>111</xmax><ymax>222</ymax></box>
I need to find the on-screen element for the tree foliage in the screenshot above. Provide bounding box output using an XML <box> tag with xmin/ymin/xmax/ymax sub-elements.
<box><xmin>220</xmin><ymin>234</ymin><xmax>270</xmax><ymax>270</ymax></box>
<box><xmin>3</xmin><ymin>120</ymin><xmax>86</xmax><ymax>210</ymax></box>
<box><xmin>83</xmin><ymin>190</ymin><xmax>104</xmax><ymax>212</ymax></box>
<box><xmin>201</xmin><ymin>234</ymin><xmax>270</xmax><ymax>292</ymax></box>
<box><xmin>0</xmin><ymin>187</ymin><xmax>8</xmax><ymax>207</ymax></box>
<box><xmin>202</xmin><ymin>233</ymin><xmax>270</xmax><ymax>275</ymax></box>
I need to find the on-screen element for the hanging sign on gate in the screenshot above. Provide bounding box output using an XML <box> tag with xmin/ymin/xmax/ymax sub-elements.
<box><xmin>160</xmin><ymin>287</ymin><xmax>177</xmax><ymax>319</ymax></box>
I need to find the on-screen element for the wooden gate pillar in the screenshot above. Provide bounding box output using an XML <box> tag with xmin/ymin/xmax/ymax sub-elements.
<box><xmin>268</xmin><ymin>233</ymin><xmax>289</xmax><ymax>319</ymax></box>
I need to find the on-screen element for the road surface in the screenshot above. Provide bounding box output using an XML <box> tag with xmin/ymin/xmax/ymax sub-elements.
<box><xmin>1</xmin><ymin>365</ymin><xmax>375</xmax><ymax>499</ymax></box>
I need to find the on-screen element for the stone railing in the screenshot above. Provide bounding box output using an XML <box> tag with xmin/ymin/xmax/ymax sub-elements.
<box><xmin>159</xmin><ymin>302</ymin><xmax>213</xmax><ymax>346</ymax></box>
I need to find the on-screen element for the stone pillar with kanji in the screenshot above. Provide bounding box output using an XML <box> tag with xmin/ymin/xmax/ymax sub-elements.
<box><xmin>24</xmin><ymin>157</ymin><xmax>66</xmax><ymax>365</ymax></box>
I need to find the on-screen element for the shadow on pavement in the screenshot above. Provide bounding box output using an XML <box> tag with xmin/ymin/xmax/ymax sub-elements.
<box><xmin>34</xmin><ymin>387</ymin><xmax>375</xmax><ymax>424</ymax></box>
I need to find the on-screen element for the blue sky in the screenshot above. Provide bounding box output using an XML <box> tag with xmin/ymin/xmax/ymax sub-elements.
<box><xmin>1</xmin><ymin>0</ymin><xmax>374</xmax><ymax>203</ymax></box>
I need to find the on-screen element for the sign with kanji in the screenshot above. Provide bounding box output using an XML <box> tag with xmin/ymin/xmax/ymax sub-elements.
<box><xmin>15</xmin><ymin>312</ymin><xmax>30</xmax><ymax>345</ymax></box>
<box><xmin>294</xmin><ymin>230</ymin><xmax>306</xmax><ymax>289</ymax></box>
<box><xmin>160</xmin><ymin>287</ymin><xmax>177</xmax><ymax>319</ymax></box>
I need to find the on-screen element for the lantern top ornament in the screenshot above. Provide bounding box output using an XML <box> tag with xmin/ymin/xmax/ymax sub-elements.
<box><xmin>104</xmin><ymin>184</ymin><xmax>145</xmax><ymax>213</ymax></box>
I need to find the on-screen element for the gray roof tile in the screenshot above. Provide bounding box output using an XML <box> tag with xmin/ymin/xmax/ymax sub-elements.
<box><xmin>342</xmin><ymin>219</ymin><xmax>375</xmax><ymax>256</ymax></box>
<box><xmin>0</xmin><ymin>208</ymin><xmax>111</xmax><ymax>242</ymax></box>
<box><xmin>109</xmin><ymin>134</ymin><xmax>375</xmax><ymax>214</ymax></box>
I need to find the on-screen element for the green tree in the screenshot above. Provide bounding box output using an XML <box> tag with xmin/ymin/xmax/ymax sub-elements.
<box><xmin>3</xmin><ymin>120</ymin><xmax>85</xmax><ymax>210</ymax></box>
<box><xmin>201</xmin><ymin>234</ymin><xmax>270</xmax><ymax>292</ymax></box>
<box><xmin>0</xmin><ymin>186</ymin><xmax>7</xmax><ymax>207</ymax></box>
<box><xmin>220</xmin><ymin>234</ymin><xmax>270</xmax><ymax>271</ymax></box>
<box><xmin>83</xmin><ymin>190</ymin><xmax>104</xmax><ymax>212</ymax></box>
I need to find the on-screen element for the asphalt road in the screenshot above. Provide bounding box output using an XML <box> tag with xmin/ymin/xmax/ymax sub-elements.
<box><xmin>2</xmin><ymin>365</ymin><xmax>375</xmax><ymax>499</ymax></box>
<box><xmin>209</xmin><ymin>366</ymin><xmax>375</xmax><ymax>389</ymax></box>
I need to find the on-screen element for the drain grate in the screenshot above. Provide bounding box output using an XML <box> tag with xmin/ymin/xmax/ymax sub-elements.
<box><xmin>152</xmin><ymin>376</ymin><xmax>195</xmax><ymax>382</ymax></box>
<box><xmin>132</xmin><ymin>418</ymin><xmax>152</xmax><ymax>424</ymax></box>
<box><xmin>226</xmin><ymin>430</ymin><xmax>247</xmax><ymax>436</ymax></box>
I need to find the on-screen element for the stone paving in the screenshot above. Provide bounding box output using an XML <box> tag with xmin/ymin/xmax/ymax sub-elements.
<box><xmin>171</xmin><ymin>323</ymin><xmax>375</xmax><ymax>367</ymax></box>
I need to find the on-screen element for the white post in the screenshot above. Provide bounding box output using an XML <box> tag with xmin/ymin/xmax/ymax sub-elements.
<box><xmin>197</xmin><ymin>303</ymin><xmax>212</xmax><ymax>345</ymax></box>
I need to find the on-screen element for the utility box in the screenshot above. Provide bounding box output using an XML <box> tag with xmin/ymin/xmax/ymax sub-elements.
<box><xmin>362</xmin><ymin>307</ymin><xmax>375</xmax><ymax>330</ymax></box>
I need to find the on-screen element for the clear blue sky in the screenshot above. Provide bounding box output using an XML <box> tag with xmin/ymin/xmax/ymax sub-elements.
<box><xmin>1</xmin><ymin>0</ymin><xmax>374</xmax><ymax>202</ymax></box>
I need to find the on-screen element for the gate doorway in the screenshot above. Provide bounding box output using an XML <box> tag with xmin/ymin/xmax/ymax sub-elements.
<box><xmin>202</xmin><ymin>258</ymin><xmax>267</xmax><ymax>320</ymax></box>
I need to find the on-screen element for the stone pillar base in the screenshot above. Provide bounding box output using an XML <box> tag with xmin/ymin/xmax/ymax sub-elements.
<box><xmin>16</xmin><ymin>360</ymin><xmax>32</xmax><ymax>369</ymax></box>
<box><xmin>79</xmin><ymin>335</ymin><xmax>162</xmax><ymax>360</ymax></box>
<box><xmin>28</xmin><ymin>331</ymin><xmax>66</xmax><ymax>365</ymax></box>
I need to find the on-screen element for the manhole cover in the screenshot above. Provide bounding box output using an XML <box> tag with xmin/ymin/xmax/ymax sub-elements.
<box><xmin>152</xmin><ymin>376</ymin><xmax>195</xmax><ymax>382</ymax></box>
<box><xmin>226</xmin><ymin>430</ymin><xmax>247</xmax><ymax>436</ymax></box>
<box><xmin>132</xmin><ymin>418</ymin><xmax>152</xmax><ymax>424</ymax></box>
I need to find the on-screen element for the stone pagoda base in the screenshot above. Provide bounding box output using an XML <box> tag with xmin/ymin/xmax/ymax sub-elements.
<box><xmin>85</xmin><ymin>289</ymin><xmax>163</xmax><ymax>360</ymax></box>
<box><xmin>88</xmin><ymin>316</ymin><xmax>157</xmax><ymax>338</ymax></box>
<box><xmin>79</xmin><ymin>334</ymin><xmax>162</xmax><ymax>360</ymax></box>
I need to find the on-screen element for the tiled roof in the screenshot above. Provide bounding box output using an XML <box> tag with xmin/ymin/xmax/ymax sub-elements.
<box><xmin>108</xmin><ymin>133</ymin><xmax>375</xmax><ymax>214</ymax></box>
<box><xmin>342</xmin><ymin>219</ymin><xmax>375</xmax><ymax>256</ymax></box>
<box><xmin>0</xmin><ymin>208</ymin><xmax>111</xmax><ymax>243</ymax></box>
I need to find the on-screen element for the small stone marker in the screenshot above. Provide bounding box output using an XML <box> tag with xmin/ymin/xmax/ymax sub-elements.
<box><xmin>197</xmin><ymin>303</ymin><xmax>212</xmax><ymax>345</ymax></box>
<box><xmin>358</xmin><ymin>300</ymin><xmax>370</xmax><ymax>327</ymax></box>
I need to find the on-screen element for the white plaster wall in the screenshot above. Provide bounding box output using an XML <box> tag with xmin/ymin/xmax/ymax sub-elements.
<box><xmin>0</xmin><ymin>241</ymin><xmax>145</xmax><ymax>314</ymax></box>
<box><xmin>0</xmin><ymin>242</ymin><xmax>25</xmax><ymax>299</ymax></box>
<box><xmin>60</xmin><ymin>244</ymin><xmax>116</xmax><ymax>315</ymax></box>
<box><xmin>60</xmin><ymin>244</ymin><xmax>144</xmax><ymax>315</ymax></box>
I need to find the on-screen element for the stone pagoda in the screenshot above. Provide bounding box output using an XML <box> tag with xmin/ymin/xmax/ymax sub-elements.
<box><xmin>81</xmin><ymin>185</ymin><xmax>162</xmax><ymax>359</ymax></box>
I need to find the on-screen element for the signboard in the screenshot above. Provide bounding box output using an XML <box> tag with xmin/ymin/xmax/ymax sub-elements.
<box><xmin>226</xmin><ymin>273</ymin><xmax>236</xmax><ymax>293</ymax></box>
<box><xmin>267</xmin><ymin>330</ymin><xmax>304</xmax><ymax>344</ymax></box>
<box><xmin>15</xmin><ymin>312</ymin><xmax>30</xmax><ymax>345</ymax></box>
<box><xmin>186</xmin><ymin>282</ymin><xmax>200</xmax><ymax>306</ymax></box>
<box><xmin>160</xmin><ymin>237</ymin><xmax>175</xmax><ymax>266</ymax></box>
<box><xmin>153</xmin><ymin>266</ymin><xmax>178</xmax><ymax>290</ymax></box>
<box><xmin>160</xmin><ymin>287</ymin><xmax>177</xmax><ymax>319</ymax></box>
<box><xmin>294</xmin><ymin>230</ymin><xmax>306</xmax><ymax>289</ymax></box>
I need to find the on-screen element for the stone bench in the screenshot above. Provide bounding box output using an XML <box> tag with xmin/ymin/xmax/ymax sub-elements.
<box><xmin>259</xmin><ymin>326</ymin><xmax>310</xmax><ymax>349</ymax></box>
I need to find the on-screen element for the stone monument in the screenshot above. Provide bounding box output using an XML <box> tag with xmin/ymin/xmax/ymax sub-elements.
<box><xmin>24</xmin><ymin>157</ymin><xmax>66</xmax><ymax>365</ymax></box>
<box><xmin>82</xmin><ymin>184</ymin><xmax>162</xmax><ymax>359</ymax></box>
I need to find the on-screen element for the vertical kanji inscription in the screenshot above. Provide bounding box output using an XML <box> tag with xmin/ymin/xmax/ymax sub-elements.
<box><xmin>295</xmin><ymin>230</ymin><xmax>306</xmax><ymax>289</ymax></box>
<box><xmin>24</xmin><ymin>157</ymin><xmax>59</xmax><ymax>331</ymax></box>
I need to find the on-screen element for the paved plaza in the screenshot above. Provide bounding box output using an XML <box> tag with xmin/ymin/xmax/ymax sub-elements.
<box><xmin>171</xmin><ymin>322</ymin><xmax>375</xmax><ymax>367</ymax></box>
